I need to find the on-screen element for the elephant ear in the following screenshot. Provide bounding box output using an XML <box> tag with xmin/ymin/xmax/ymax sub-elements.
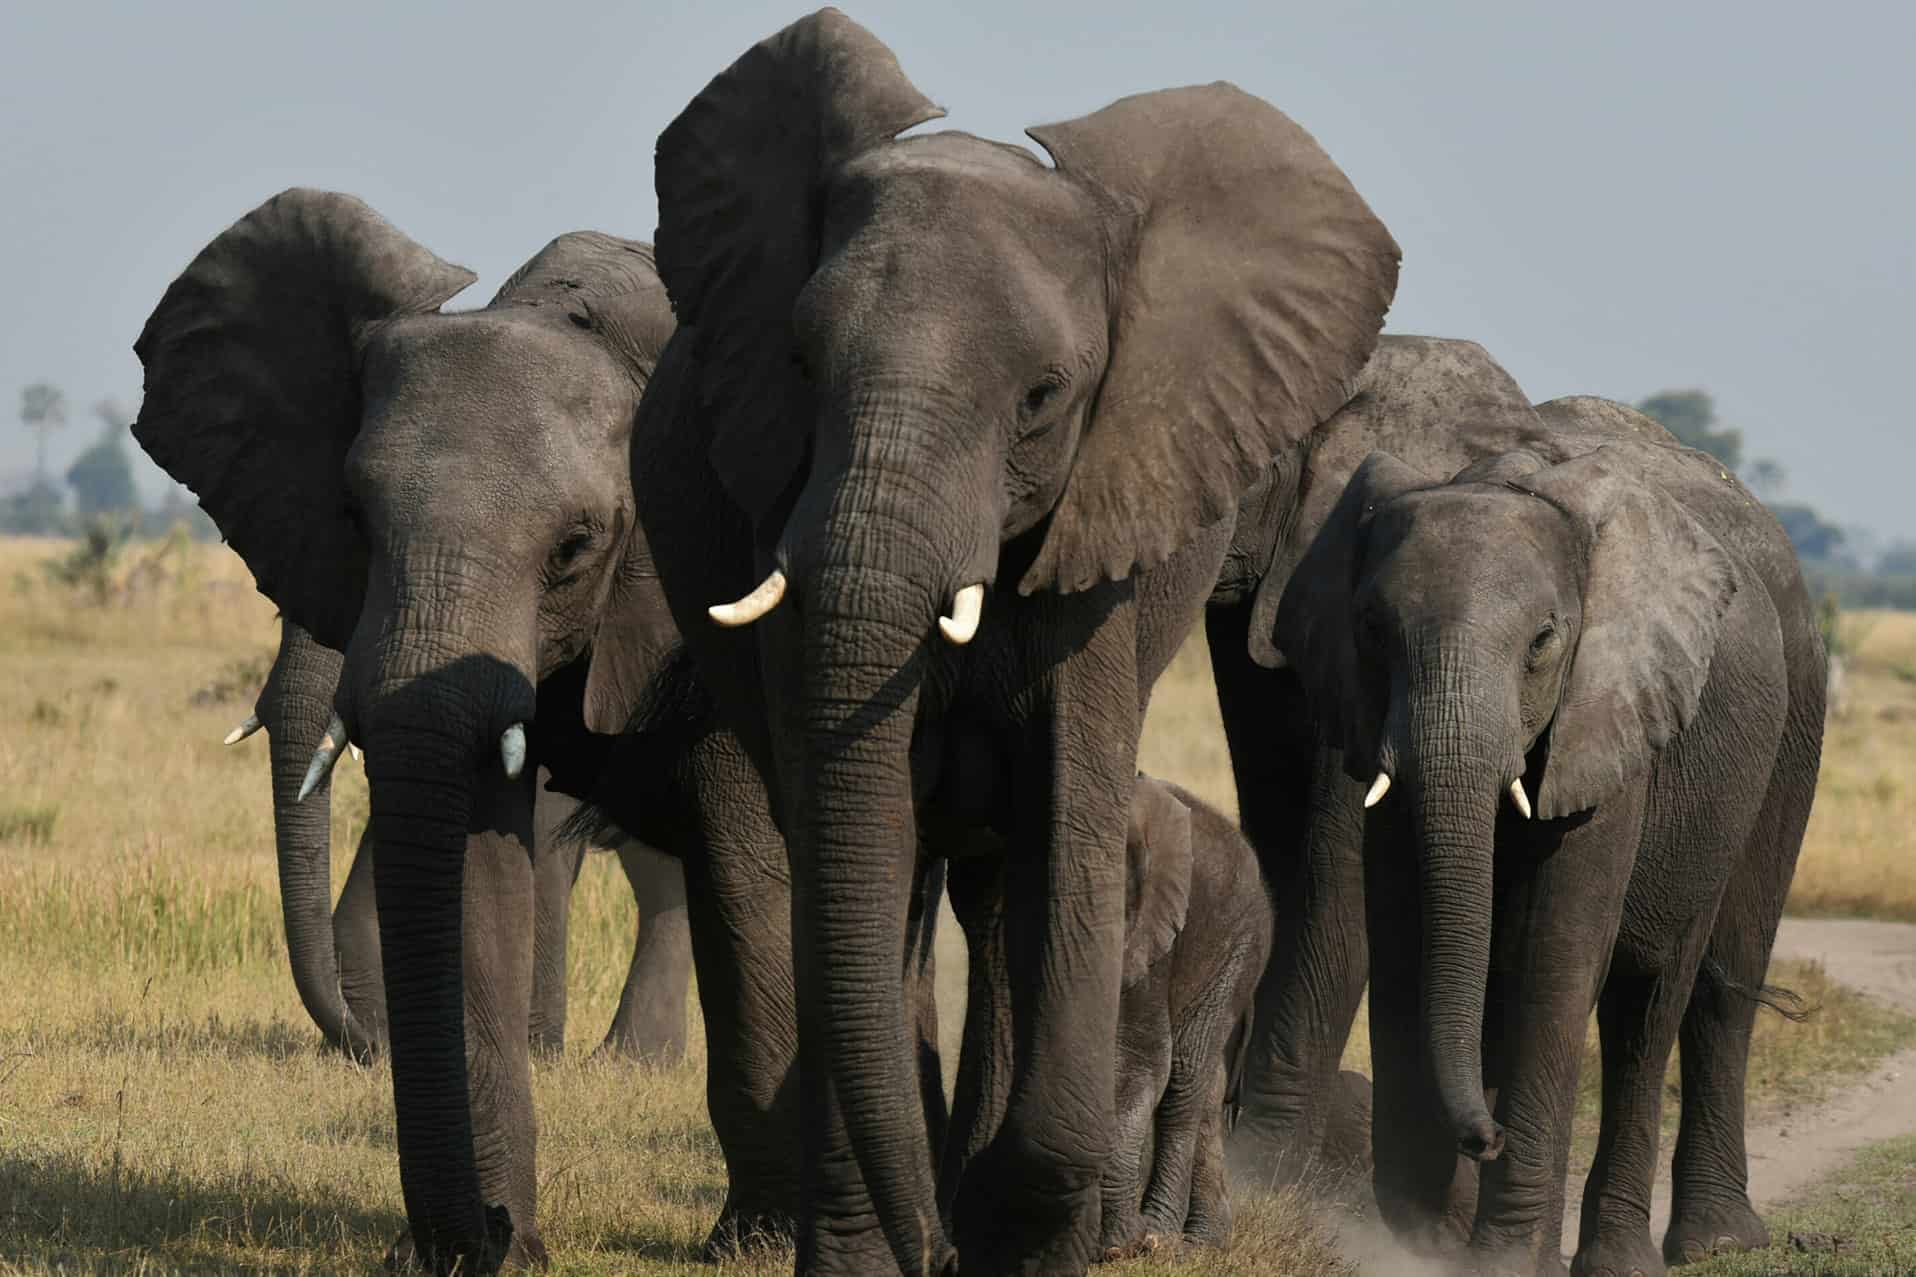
<box><xmin>1021</xmin><ymin>83</ymin><xmax>1401</xmax><ymax>594</ymax></box>
<box><xmin>133</xmin><ymin>189</ymin><xmax>475</xmax><ymax>648</ymax></box>
<box><xmin>653</xmin><ymin>7</ymin><xmax>944</xmax><ymax>527</ymax></box>
<box><xmin>489</xmin><ymin>231</ymin><xmax>674</xmax><ymax>374</ymax></box>
<box><xmin>1512</xmin><ymin>447</ymin><xmax>1738</xmax><ymax>817</ymax></box>
<box><xmin>1124</xmin><ymin>777</ymin><xmax>1194</xmax><ymax>986</ymax></box>
<box><xmin>1272</xmin><ymin>452</ymin><xmax>1436</xmax><ymax>767</ymax></box>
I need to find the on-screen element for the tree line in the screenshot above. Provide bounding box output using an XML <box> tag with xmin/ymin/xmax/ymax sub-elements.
<box><xmin>1634</xmin><ymin>389</ymin><xmax>1916</xmax><ymax>609</ymax></box>
<box><xmin>9</xmin><ymin>378</ymin><xmax>1912</xmax><ymax>608</ymax></box>
<box><xmin>7</xmin><ymin>382</ymin><xmax>215</xmax><ymax>539</ymax></box>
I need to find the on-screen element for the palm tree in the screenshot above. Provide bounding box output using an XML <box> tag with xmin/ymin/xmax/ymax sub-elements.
<box><xmin>20</xmin><ymin>383</ymin><xmax>67</xmax><ymax>488</ymax></box>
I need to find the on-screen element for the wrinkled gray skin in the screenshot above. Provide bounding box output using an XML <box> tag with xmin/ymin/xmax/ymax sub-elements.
<box><xmin>635</xmin><ymin>11</ymin><xmax>1399</xmax><ymax>1274</ymax></box>
<box><xmin>249</xmin><ymin>619</ymin><xmax>692</xmax><ymax>1065</ymax></box>
<box><xmin>1207</xmin><ymin>335</ymin><xmax>1656</xmax><ymax>1191</ymax></box>
<box><xmin>133</xmin><ymin>193</ymin><xmax>797</xmax><ymax>1273</ymax></box>
<box><xmin>1100</xmin><ymin>778</ymin><xmax>1270</xmax><ymax>1260</ymax></box>
<box><xmin>1274</xmin><ymin>410</ymin><xmax>1825</xmax><ymax>1277</ymax></box>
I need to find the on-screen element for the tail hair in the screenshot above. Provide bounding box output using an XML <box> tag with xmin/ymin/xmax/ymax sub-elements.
<box><xmin>1701</xmin><ymin>954</ymin><xmax>1813</xmax><ymax>1023</ymax></box>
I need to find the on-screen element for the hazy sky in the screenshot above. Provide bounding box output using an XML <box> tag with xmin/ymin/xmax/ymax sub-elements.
<box><xmin>3</xmin><ymin>2</ymin><xmax>1910</xmax><ymax>540</ymax></box>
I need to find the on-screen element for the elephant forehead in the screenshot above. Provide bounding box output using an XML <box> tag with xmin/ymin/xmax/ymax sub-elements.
<box><xmin>830</xmin><ymin>132</ymin><xmax>1100</xmax><ymax>256</ymax></box>
<box><xmin>1368</xmin><ymin>490</ymin><xmax>1573</xmax><ymax>616</ymax></box>
<box><xmin>351</xmin><ymin>315</ymin><xmax>627</xmax><ymax>513</ymax></box>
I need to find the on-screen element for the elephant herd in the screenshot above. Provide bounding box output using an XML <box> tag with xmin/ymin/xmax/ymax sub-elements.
<box><xmin>127</xmin><ymin>10</ymin><xmax>1824</xmax><ymax>1277</ymax></box>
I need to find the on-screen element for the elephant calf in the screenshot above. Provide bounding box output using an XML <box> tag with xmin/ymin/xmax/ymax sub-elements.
<box><xmin>1100</xmin><ymin>776</ymin><xmax>1272</xmax><ymax>1260</ymax></box>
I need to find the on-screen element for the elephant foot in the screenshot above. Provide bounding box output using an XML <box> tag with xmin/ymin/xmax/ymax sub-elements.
<box><xmin>699</xmin><ymin>1200</ymin><xmax>792</xmax><ymax>1261</ymax></box>
<box><xmin>1572</xmin><ymin>1230</ymin><xmax>1664</xmax><ymax>1277</ymax></box>
<box><xmin>382</xmin><ymin>1206</ymin><xmax>539</xmax><ymax>1273</ymax></box>
<box><xmin>953</xmin><ymin>1168</ymin><xmax>1100</xmax><ymax>1274</ymax></box>
<box><xmin>1662</xmin><ymin>1198</ymin><xmax>1767</xmax><ymax>1266</ymax></box>
<box><xmin>591</xmin><ymin>1030</ymin><xmax>686</xmax><ymax>1068</ymax></box>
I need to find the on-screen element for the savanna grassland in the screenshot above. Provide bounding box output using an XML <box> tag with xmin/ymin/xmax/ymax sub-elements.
<box><xmin>2</xmin><ymin>534</ymin><xmax>1913</xmax><ymax>1275</ymax></box>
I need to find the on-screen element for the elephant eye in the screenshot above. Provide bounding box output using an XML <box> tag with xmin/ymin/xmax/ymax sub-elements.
<box><xmin>553</xmin><ymin>529</ymin><xmax>594</xmax><ymax>569</ymax></box>
<box><xmin>1020</xmin><ymin>379</ymin><xmax>1061</xmax><ymax>418</ymax></box>
<box><xmin>1527</xmin><ymin>622</ymin><xmax>1557</xmax><ymax>663</ymax></box>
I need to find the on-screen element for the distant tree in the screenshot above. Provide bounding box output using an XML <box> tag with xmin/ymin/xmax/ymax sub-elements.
<box><xmin>1771</xmin><ymin>503</ymin><xmax>1846</xmax><ymax>564</ymax></box>
<box><xmin>0</xmin><ymin>481</ymin><xmax>65</xmax><ymax>534</ymax></box>
<box><xmin>1878</xmin><ymin>541</ymin><xmax>1916</xmax><ymax>577</ymax></box>
<box><xmin>20</xmin><ymin>382</ymin><xmax>67</xmax><ymax>488</ymax></box>
<box><xmin>1637</xmin><ymin>388</ymin><xmax>1743</xmax><ymax>471</ymax></box>
<box><xmin>65</xmin><ymin>399</ymin><xmax>139</xmax><ymax>516</ymax></box>
<box><xmin>1742</xmin><ymin>457</ymin><xmax>1787</xmax><ymax>499</ymax></box>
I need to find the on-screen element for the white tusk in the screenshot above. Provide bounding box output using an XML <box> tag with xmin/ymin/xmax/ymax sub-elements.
<box><xmin>1363</xmin><ymin>772</ymin><xmax>1392</xmax><ymax>809</ymax></box>
<box><xmin>938</xmin><ymin>583</ymin><xmax>985</xmax><ymax>646</ymax></box>
<box><xmin>708</xmin><ymin>571</ymin><xmax>786</xmax><ymax>627</ymax></box>
<box><xmin>1508</xmin><ymin>778</ymin><xmax>1533</xmax><ymax>820</ymax></box>
<box><xmin>223</xmin><ymin>714</ymin><xmax>262</xmax><ymax>746</ymax></box>
<box><xmin>297</xmin><ymin>714</ymin><xmax>348</xmax><ymax>802</ymax></box>
<box><xmin>500</xmin><ymin>723</ymin><xmax>527</xmax><ymax>780</ymax></box>
<box><xmin>348</xmin><ymin>743</ymin><xmax>364</xmax><ymax>764</ymax></box>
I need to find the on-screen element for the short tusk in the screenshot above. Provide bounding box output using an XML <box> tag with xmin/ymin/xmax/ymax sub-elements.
<box><xmin>296</xmin><ymin>714</ymin><xmax>348</xmax><ymax>803</ymax></box>
<box><xmin>223</xmin><ymin>714</ymin><xmax>262</xmax><ymax>746</ymax></box>
<box><xmin>1507</xmin><ymin>778</ymin><xmax>1533</xmax><ymax>820</ymax></box>
<box><xmin>937</xmin><ymin>583</ymin><xmax>985</xmax><ymax>646</ymax></box>
<box><xmin>348</xmin><ymin>743</ymin><xmax>364</xmax><ymax>764</ymax></box>
<box><xmin>708</xmin><ymin>571</ymin><xmax>786</xmax><ymax>627</ymax></box>
<box><xmin>500</xmin><ymin>723</ymin><xmax>527</xmax><ymax>780</ymax></box>
<box><xmin>1363</xmin><ymin>772</ymin><xmax>1392</xmax><ymax>809</ymax></box>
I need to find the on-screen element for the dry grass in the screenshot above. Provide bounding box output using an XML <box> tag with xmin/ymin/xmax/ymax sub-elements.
<box><xmin>1</xmin><ymin>536</ymin><xmax>1910</xmax><ymax>1275</ymax></box>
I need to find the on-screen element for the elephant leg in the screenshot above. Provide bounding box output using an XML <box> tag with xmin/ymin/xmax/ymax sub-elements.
<box><xmin>1664</xmin><ymin>713</ymin><xmax>1818</xmax><ymax>1266</ymax></box>
<box><xmin>950</xmin><ymin>641</ymin><xmax>1135</xmax><ymax>1274</ymax></box>
<box><xmin>677</xmin><ymin>732</ymin><xmax>801</xmax><ymax>1257</ymax></box>
<box><xmin>1470</xmin><ymin>800</ymin><xmax>1643</xmax><ymax>1277</ymax></box>
<box><xmin>333</xmin><ymin>823</ymin><xmax>390</xmax><ymax>1047</ymax></box>
<box><xmin>1572</xmin><ymin>947</ymin><xmax>1707</xmax><ymax>1277</ymax></box>
<box><xmin>1143</xmin><ymin>963</ymin><xmax>1246</xmax><ymax>1249</ymax></box>
<box><xmin>598</xmin><ymin>841</ymin><xmax>692</xmax><ymax>1065</ymax></box>
<box><xmin>1364</xmin><ymin>805</ymin><xmax>1477</xmax><ymax>1254</ymax></box>
<box><xmin>1208</xmin><ymin>604</ymin><xmax>1367</xmax><ymax>1188</ymax></box>
<box><xmin>528</xmin><ymin>784</ymin><xmax>584</xmax><ymax>1057</ymax></box>
<box><xmin>1099</xmin><ymin>991</ymin><xmax>1172</xmax><ymax>1259</ymax></box>
<box><xmin>939</xmin><ymin>857</ymin><xmax>1013</xmax><ymax>1229</ymax></box>
<box><xmin>1181</xmin><ymin>1060</ymin><xmax>1234</xmax><ymax>1251</ymax></box>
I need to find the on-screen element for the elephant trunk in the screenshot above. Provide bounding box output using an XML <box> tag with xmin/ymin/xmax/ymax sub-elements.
<box><xmin>261</xmin><ymin>622</ymin><xmax>380</xmax><ymax>1059</ymax></box>
<box><xmin>1401</xmin><ymin>666</ymin><xmax>1507</xmax><ymax>1163</ymax></box>
<box><xmin>352</xmin><ymin>568</ymin><xmax>537</xmax><ymax>1273</ymax></box>
<box><xmin>790</xmin><ymin>447</ymin><xmax>965</xmax><ymax>1273</ymax></box>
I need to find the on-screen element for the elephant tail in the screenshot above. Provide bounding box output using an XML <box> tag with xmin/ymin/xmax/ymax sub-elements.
<box><xmin>1222</xmin><ymin>1004</ymin><xmax>1257</xmax><ymax>1131</ymax></box>
<box><xmin>1702</xmin><ymin>953</ymin><xmax>1812</xmax><ymax>1023</ymax></box>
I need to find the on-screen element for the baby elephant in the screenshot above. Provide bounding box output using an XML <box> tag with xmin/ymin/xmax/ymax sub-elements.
<box><xmin>1100</xmin><ymin>775</ymin><xmax>1273</xmax><ymax>1260</ymax></box>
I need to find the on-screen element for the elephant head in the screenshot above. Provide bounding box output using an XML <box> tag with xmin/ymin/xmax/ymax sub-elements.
<box><xmin>649</xmin><ymin>9</ymin><xmax>1397</xmax><ymax>1266</ymax></box>
<box><xmin>133</xmin><ymin>191</ymin><xmax>675</xmax><ymax>1269</ymax></box>
<box><xmin>1274</xmin><ymin>438</ymin><xmax>1737</xmax><ymax>1162</ymax></box>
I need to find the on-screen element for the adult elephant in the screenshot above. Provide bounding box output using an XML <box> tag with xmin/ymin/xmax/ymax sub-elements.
<box><xmin>231</xmin><ymin>618</ymin><xmax>694</xmax><ymax>1064</ymax></box>
<box><xmin>1272</xmin><ymin>409</ymin><xmax>1823</xmax><ymax>1275</ymax></box>
<box><xmin>133</xmin><ymin>194</ymin><xmax>797</xmax><ymax>1271</ymax></box>
<box><xmin>632</xmin><ymin>10</ymin><xmax>1400</xmax><ymax>1274</ymax></box>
